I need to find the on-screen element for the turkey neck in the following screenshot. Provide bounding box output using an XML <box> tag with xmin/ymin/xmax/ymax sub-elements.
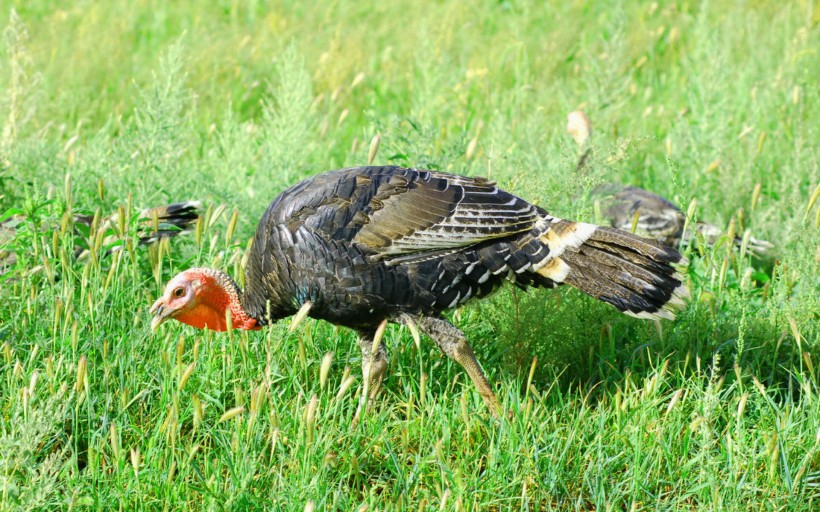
<box><xmin>190</xmin><ymin>268</ymin><xmax>261</xmax><ymax>330</ymax></box>
<box><xmin>239</xmin><ymin>255</ymin><xmax>298</xmax><ymax>326</ymax></box>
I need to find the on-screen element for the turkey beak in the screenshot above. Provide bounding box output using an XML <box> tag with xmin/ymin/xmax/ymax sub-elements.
<box><xmin>150</xmin><ymin>297</ymin><xmax>170</xmax><ymax>333</ymax></box>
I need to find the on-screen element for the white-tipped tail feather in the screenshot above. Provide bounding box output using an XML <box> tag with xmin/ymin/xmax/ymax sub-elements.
<box><xmin>541</xmin><ymin>219</ymin><xmax>598</xmax><ymax>258</ymax></box>
<box><xmin>534</xmin><ymin>218</ymin><xmax>597</xmax><ymax>283</ymax></box>
<box><xmin>539</xmin><ymin>222</ymin><xmax>689</xmax><ymax>321</ymax></box>
<box><xmin>623</xmin><ymin>282</ymin><xmax>690</xmax><ymax>320</ymax></box>
<box><xmin>536</xmin><ymin>257</ymin><xmax>571</xmax><ymax>283</ymax></box>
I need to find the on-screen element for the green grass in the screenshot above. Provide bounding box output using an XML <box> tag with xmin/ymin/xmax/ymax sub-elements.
<box><xmin>1</xmin><ymin>0</ymin><xmax>819</xmax><ymax>509</ymax></box>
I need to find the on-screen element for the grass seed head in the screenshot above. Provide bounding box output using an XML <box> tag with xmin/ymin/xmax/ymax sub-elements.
<box><xmin>192</xmin><ymin>393</ymin><xmax>203</xmax><ymax>427</ymax></box>
<box><xmin>789</xmin><ymin>318</ymin><xmax>802</xmax><ymax>351</ymax></box>
<box><xmin>250</xmin><ymin>383</ymin><xmax>267</xmax><ymax>415</ymax></box>
<box><xmin>465</xmin><ymin>136</ymin><xmax>479</xmax><ymax>160</ymax></box>
<box><xmin>737</xmin><ymin>392</ymin><xmax>748</xmax><ymax>421</ymax></box>
<box><xmin>420</xmin><ymin>372</ymin><xmax>428</xmax><ymax>406</ymax></box>
<box><xmin>75</xmin><ymin>355</ymin><xmax>87</xmax><ymax>394</ymax></box>
<box><xmin>372</xmin><ymin>319</ymin><xmax>388</xmax><ymax>353</ymax></box>
<box><xmin>740</xmin><ymin>267</ymin><xmax>753</xmax><ymax>290</ymax></box>
<box><xmin>726</xmin><ymin>219</ymin><xmax>737</xmax><ymax>253</ymax></box>
<box><xmin>804</xmin><ymin>184</ymin><xmax>820</xmax><ymax>223</ymax></box>
<box><xmin>176</xmin><ymin>335</ymin><xmax>185</xmax><ymax>365</ymax></box>
<box><xmin>289</xmin><ymin>301</ymin><xmax>312</xmax><ymax>332</ymax></box>
<box><xmin>51</xmin><ymin>230</ymin><xmax>58</xmax><ymax>259</ymax></box>
<box><xmin>167</xmin><ymin>460</ymin><xmax>177</xmax><ymax>484</ymax></box>
<box><xmin>337</xmin><ymin>109</ymin><xmax>349</xmax><ymax>126</ymax></box>
<box><xmin>27</xmin><ymin>369</ymin><xmax>38</xmax><ymax>396</ymax></box>
<box><xmin>195</xmin><ymin>213</ymin><xmax>204</xmax><ymax>246</ymax></box>
<box><xmin>208</xmin><ymin>204</ymin><xmax>226</xmax><ymax>231</ymax></box>
<box><xmin>130</xmin><ymin>447</ymin><xmax>140</xmax><ymax>477</ymax></box>
<box><xmin>718</xmin><ymin>257</ymin><xmax>729</xmax><ymax>290</ymax></box>
<box><xmin>319</xmin><ymin>351</ymin><xmax>333</xmax><ymax>390</ymax></box>
<box><xmin>755</xmin><ymin>131</ymin><xmax>766</xmax><ymax>156</ymax></box>
<box><xmin>64</xmin><ymin>172</ymin><xmax>72</xmax><ymax>209</ymax></box>
<box><xmin>350</xmin><ymin>72</ymin><xmax>365</xmax><ymax>89</ymax></box>
<box><xmin>666</xmin><ymin>389</ymin><xmax>683</xmax><ymax>415</ymax></box>
<box><xmin>368</xmin><ymin>133</ymin><xmax>381</xmax><ymax>164</ymax></box>
<box><xmin>109</xmin><ymin>422</ymin><xmax>119</xmax><ymax>459</ymax></box>
<box><xmin>705</xmin><ymin>159</ymin><xmax>721</xmax><ymax>173</ymax></box>
<box><xmin>803</xmin><ymin>352</ymin><xmax>815</xmax><ymax>383</ymax></box>
<box><xmin>219</xmin><ymin>406</ymin><xmax>245</xmax><ymax>423</ymax></box>
<box><xmin>179</xmin><ymin>362</ymin><xmax>196</xmax><ymax>391</ymax></box>
<box><xmin>226</xmin><ymin>208</ymin><xmax>239</xmax><ymax>244</ymax></box>
<box><xmin>336</xmin><ymin>374</ymin><xmax>356</xmax><ymax>401</ymax></box>
<box><xmin>306</xmin><ymin>393</ymin><xmax>318</xmax><ymax>444</ymax></box>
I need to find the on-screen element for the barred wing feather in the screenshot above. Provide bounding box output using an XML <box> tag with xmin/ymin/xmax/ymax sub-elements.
<box><xmin>353</xmin><ymin>170</ymin><xmax>542</xmax><ymax>260</ymax></box>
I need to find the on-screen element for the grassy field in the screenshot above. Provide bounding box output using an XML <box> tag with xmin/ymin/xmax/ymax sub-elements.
<box><xmin>1</xmin><ymin>0</ymin><xmax>818</xmax><ymax>509</ymax></box>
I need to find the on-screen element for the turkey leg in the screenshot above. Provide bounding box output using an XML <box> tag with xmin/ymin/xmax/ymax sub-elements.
<box><xmin>415</xmin><ymin>315</ymin><xmax>503</xmax><ymax>417</ymax></box>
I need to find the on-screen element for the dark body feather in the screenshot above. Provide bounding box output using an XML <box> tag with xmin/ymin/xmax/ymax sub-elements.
<box><xmin>240</xmin><ymin>167</ymin><xmax>687</xmax><ymax>330</ymax></box>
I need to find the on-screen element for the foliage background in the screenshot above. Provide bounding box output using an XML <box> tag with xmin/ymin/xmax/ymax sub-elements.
<box><xmin>0</xmin><ymin>0</ymin><xmax>818</xmax><ymax>509</ymax></box>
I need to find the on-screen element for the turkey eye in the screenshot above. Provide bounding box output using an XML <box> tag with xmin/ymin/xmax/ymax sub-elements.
<box><xmin>173</xmin><ymin>287</ymin><xmax>185</xmax><ymax>298</ymax></box>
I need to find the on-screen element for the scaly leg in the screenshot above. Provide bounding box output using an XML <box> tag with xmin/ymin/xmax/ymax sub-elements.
<box><xmin>413</xmin><ymin>315</ymin><xmax>502</xmax><ymax>417</ymax></box>
<box><xmin>351</xmin><ymin>328</ymin><xmax>388</xmax><ymax>426</ymax></box>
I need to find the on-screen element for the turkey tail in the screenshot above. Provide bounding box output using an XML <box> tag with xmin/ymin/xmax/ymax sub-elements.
<box><xmin>73</xmin><ymin>201</ymin><xmax>201</xmax><ymax>245</ymax></box>
<box><xmin>744</xmin><ymin>235</ymin><xmax>774</xmax><ymax>256</ymax></box>
<box><xmin>74</xmin><ymin>201</ymin><xmax>201</xmax><ymax>260</ymax></box>
<box><xmin>536</xmin><ymin>220</ymin><xmax>688</xmax><ymax>320</ymax></box>
<box><xmin>689</xmin><ymin>221</ymin><xmax>774</xmax><ymax>257</ymax></box>
<box><xmin>135</xmin><ymin>201</ymin><xmax>202</xmax><ymax>245</ymax></box>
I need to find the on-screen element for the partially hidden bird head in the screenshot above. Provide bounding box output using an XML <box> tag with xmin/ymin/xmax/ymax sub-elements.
<box><xmin>150</xmin><ymin>267</ymin><xmax>260</xmax><ymax>332</ymax></box>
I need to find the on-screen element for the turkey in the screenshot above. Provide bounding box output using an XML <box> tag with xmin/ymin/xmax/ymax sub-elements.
<box><xmin>1</xmin><ymin>201</ymin><xmax>201</xmax><ymax>276</ymax></box>
<box><xmin>150</xmin><ymin>166</ymin><xmax>688</xmax><ymax>421</ymax></box>
<box><xmin>593</xmin><ymin>184</ymin><xmax>774</xmax><ymax>256</ymax></box>
<box><xmin>564</xmin><ymin>109</ymin><xmax>772</xmax><ymax>256</ymax></box>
